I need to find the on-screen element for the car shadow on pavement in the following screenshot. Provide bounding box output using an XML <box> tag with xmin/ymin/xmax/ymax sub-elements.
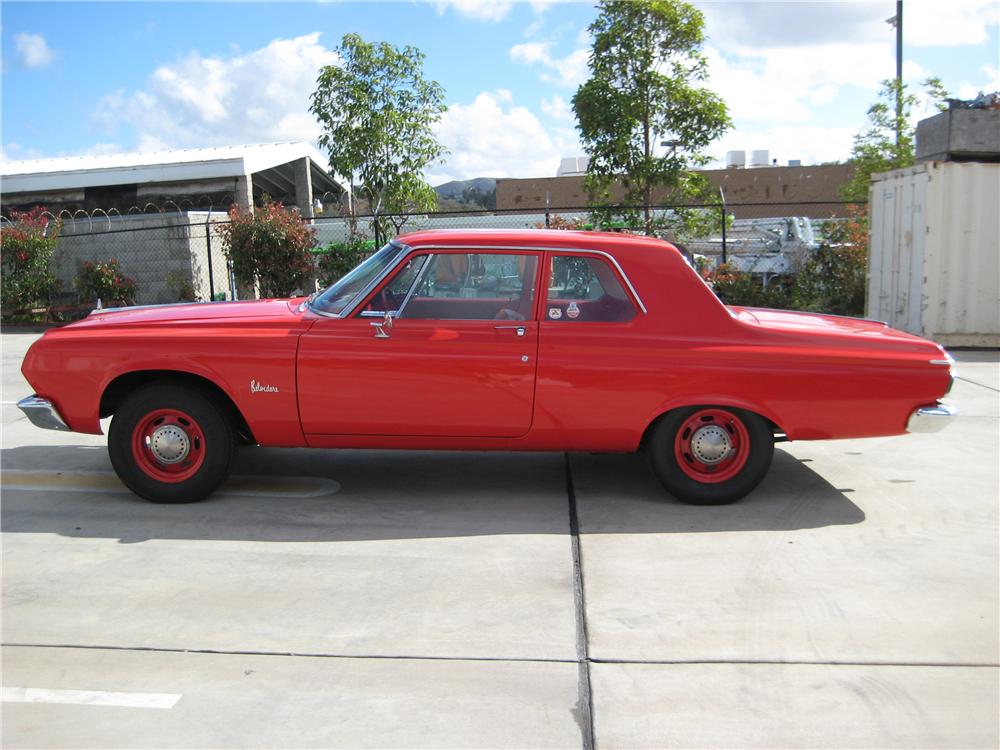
<box><xmin>0</xmin><ymin>445</ymin><xmax>864</xmax><ymax>544</ymax></box>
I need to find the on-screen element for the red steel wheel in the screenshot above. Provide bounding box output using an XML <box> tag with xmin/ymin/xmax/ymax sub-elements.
<box><xmin>109</xmin><ymin>382</ymin><xmax>236</xmax><ymax>503</ymax></box>
<box><xmin>131</xmin><ymin>408</ymin><xmax>206</xmax><ymax>483</ymax></box>
<box><xmin>673</xmin><ymin>408</ymin><xmax>751</xmax><ymax>484</ymax></box>
<box><xmin>646</xmin><ymin>405</ymin><xmax>775</xmax><ymax>505</ymax></box>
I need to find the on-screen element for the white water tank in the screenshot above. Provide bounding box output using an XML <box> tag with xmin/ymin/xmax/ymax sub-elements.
<box><xmin>750</xmin><ymin>149</ymin><xmax>770</xmax><ymax>167</ymax></box>
<box><xmin>726</xmin><ymin>150</ymin><xmax>746</xmax><ymax>168</ymax></box>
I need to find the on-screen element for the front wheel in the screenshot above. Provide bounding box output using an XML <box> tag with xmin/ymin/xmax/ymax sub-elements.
<box><xmin>646</xmin><ymin>406</ymin><xmax>774</xmax><ymax>505</ymax></box>
<box><xmin>108</xmin><ymin>383</ymin><xmax>237</xmax><ymax>503</ymax></box>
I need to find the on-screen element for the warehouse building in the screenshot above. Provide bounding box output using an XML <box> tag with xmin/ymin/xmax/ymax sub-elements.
<box><xmin>0</xmin><ymin>142</ymin><xmax>346</xmax><ymax>218</ymax></box>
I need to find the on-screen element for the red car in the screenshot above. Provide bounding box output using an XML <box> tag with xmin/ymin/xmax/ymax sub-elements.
<box><xmin>19</xmin><ymin>229</ymin><xmax>955</xmax><ymax>505</ymax></box>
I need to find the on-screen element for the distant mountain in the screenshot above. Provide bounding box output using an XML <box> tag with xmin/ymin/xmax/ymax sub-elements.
<box><xmin>434</xmin><ymin>178</ymin><xmax>498</xmax><ymax>201</ymax></box>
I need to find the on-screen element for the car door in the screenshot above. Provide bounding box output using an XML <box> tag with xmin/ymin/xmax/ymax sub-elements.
<box><xmin>297</xmin><ymin>249</ymin><xmax>541</xmax><ymax>437</ymax></box>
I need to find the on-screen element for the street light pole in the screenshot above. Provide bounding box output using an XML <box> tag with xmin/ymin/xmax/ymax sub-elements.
<box><xmin>896</xmin><ymin>1</ymin><xmax>903</xmax><ymax>147</ymax></box>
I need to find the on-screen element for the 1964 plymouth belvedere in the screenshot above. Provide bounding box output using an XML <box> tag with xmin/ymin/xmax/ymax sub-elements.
<box><xmin>19</xmin><ymin>229</ymin><xmax>956</xmax><ymax>504</ymax></box>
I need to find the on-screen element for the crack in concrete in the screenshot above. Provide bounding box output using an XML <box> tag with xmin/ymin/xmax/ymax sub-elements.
<box><xmin>4</xmin><ymin>643</ymin><xmax>997</xmax><ymax>670</ymax></box>
<box><xmin>564</xmin><ymin>452</ymin><xmax>596</xmax><ymax>750</ymax></box>
<box><xmin>956</xmin><ymin>375</ymin><xmax>1000</xmax><ymax>393</ymax></box>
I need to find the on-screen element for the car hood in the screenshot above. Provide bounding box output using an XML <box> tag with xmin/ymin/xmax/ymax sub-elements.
<box><xmin>62</xmin><ymin>298</ymin><xmax>308</xmax><ymax>330</ymax></box>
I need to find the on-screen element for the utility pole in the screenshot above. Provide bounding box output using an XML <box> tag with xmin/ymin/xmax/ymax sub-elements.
<box><xmin>887</xmin><ymin>1</ymin><xmax>904</xmax><ymax>147</ymax></box>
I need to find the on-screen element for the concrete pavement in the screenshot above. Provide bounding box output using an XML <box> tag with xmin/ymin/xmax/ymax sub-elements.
<box><xmin>2</xmin><ymin>331</ymin><xmax>997</xmax><ymax>748</ymax></box>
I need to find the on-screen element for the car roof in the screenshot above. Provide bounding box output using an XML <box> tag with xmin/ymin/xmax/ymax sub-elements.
<box><xmin>394</xmin><ymin>228</ymin><xmax>679</xmax><ymax>256</ymax></box>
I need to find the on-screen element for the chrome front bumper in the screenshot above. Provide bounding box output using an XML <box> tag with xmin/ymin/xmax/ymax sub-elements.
<box><xmin>16</xmin><ymin>395</ymin><xmax>71</xmax><ymax>432</ymax></box>
<box><xmin>907</xmin><ymin>402</ymin><xmax>958</xmax><ymax>433</ymax></box>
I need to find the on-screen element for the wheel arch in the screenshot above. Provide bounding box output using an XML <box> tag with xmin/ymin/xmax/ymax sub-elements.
<box><xmin>640</xmin><ymin>398</ymin><xmax>786</xmax><ymax>450</ymax></box>
<box><xmin>100</xmin><ymin>370</ymin><xmax>256</xmax><ymax>445</ymax></box>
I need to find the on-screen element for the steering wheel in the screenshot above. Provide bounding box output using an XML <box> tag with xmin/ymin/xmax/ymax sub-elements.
<box><xmin>378</xmin><ymin>289</ymin><xmax>399</xmax><ymax>313</ymax></box>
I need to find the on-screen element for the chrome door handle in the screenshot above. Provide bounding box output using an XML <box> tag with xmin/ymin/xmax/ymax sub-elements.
<box><xmin>371</xmin><ymin>311</ymin><xmax>394</xmax><ymax>338</ymax></box>
<box><xmin>494</xmin><ymin>325</ymin><xmax>526</xmax><ymax>337</ymax></box>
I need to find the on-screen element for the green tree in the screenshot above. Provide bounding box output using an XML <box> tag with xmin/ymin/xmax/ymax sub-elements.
<box><xmin>841</xmin><ymin>77</ymin><xmax>948</xmax><ymax>202</ymax></box>
<box><xmin>310</xmin><ymin>34</ymin><xmax>448</xmax><ymax>241</ymax></box>
<box><xmin>572</xmin><ymin>0</ymin><xmax>730</xmax><ymax>235</ymax></box>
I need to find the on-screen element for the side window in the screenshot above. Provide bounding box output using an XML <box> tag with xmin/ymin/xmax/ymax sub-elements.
<box><xmin>399</xmin><ymin>253</ymin><xmax>538</xmax><ymax>321</ymax></box>
<box><xmin>357</xmin><ymin>255</ymin><xmax>428</xmax><ymax>315</ymax></box>
<box><xmin>546</xmin><ymin>255</ymin><xmax>636</xmax><ymax>323</ymax></box>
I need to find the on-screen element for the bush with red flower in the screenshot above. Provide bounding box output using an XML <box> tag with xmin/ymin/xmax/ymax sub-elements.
<box><xmin>74</xmin><ymin>260</ymin><xmax>138</xmax><ymax>306</ymax></box>
<box><xmin>216</xmin><ymin>201</ymin><xmax>317</xmax><ymax>298</ymax></box>
<box><xmin>1</xmin><ymin>207</ymin><xmax>60</xmax><ymax>315</ymax></box>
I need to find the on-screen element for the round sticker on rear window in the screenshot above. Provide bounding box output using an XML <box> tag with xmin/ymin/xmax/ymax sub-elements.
<box><xmin>548</xmin><ymin>307</ymin><xmax>562</xmax><ymax>319</ymax></box>
<box><xmin>566</xmin><ymin>301</ymin><xmax>580</xmax><ymax>319</ymax></box>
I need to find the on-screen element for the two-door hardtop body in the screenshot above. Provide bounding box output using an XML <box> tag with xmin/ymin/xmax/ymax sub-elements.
<box><xmin>19</xmin><ymin>229</ymin><xmax>955</xmax><ymax>504</ymax></box>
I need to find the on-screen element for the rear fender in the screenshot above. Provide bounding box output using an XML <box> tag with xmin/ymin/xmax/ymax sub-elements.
<box><xmin>642</xmin><ymin>396</ymin><xmax>787</xmax><ymax>448</ymax></box>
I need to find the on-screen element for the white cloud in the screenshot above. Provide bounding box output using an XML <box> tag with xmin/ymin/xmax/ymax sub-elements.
<box><xmin>956</xmin><ymin>64</ymin><xmax>1000</xmax><ymax>100</ymax></box>
<box><xmin>700</xmin><ymin>1</ymin><xmax>999</xmax><ymax>51</ymax></box>
<box><xmin>14</xmin><ymin>32</ymin><xmax>55</xmax><ymax>69</ymax></box>
<box><xmin>509</xmin><ymin>42</ymin><xmax>589</xmax><ymax>88</ymax></box>
<box><xmin>510</xmin><ymin>42</ymin><xmax>550</xmax><ymax>65</ymax></box>
<box><xmin>428</xmin><ymin>90</ymin><xmax>580</xmax><ymax>182</ymax></box>
<box><xmin>432</xmin><ymin>0</ymin><xmax>514</xmax><ymax>22</ymax></box>
<box><xmin>93</xmin><ymin>33</ymin><xmax>338</xmax><ymax>150</ymax></box>
<box><xmin>700</xmin><ymin>2</ymin><xmax>891</xmax><ymax>50</ymax></box>
<box><xmin>905</xmin><ymin>0</ymin><xmax>999</xmax><ymax>46</ymax></box>
<box><xmin>81</xmin><ymin>142</ymin><xmax>125</xmax><ymax>156</ymax></box>
<box><xmin>705</xmin><ymin>42</ymin><xmax>896</xmax><ymax>125</ymax></box>
<box><xmin>529</xmin><ymin>0</ymin><xmax>555</xmax><ymax>13</ymax></box>
<box><xmin>540</xmin><ymin>93</ymin><xmax>573</xmax><ymax>121</ymax></box>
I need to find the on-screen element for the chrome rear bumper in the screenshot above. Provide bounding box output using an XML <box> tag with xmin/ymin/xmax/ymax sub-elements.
<box><xmin>907</xmin><ymin>402</ymin><xmax>958</xmax><ymax>433</ymax></box>
<box><xmin>16</xmin><ymin>395</ymin><xmax>71</xmax><ymax>432</ymax></box>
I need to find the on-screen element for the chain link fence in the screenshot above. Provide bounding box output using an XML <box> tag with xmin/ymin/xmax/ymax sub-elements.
<box><xmin>38</xmin><ymin>200</ymin><xmax>864</xmax><ymax>309</ymax></box>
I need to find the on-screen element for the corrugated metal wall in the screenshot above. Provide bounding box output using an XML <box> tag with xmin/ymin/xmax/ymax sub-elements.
<box><xmin>922</xmin><ymin>162</ymin><xmax>1000</xmax><ymax>346</ymax></box>
<box><xmin>868</xmin><ymin>162</ymin><xmax>1000</xmax><ymax>347</ymax></box>
<box><xmin>868</xmin><ymin>164</ymin><xmax>928</xmax><ymax>334</ymax></box>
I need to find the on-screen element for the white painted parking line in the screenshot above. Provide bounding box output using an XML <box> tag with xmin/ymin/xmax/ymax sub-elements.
<box><xmin>2</xmin><ymin>686</ymin><xmax>181</xmax><ymax>709</ymax></box>
<box><xmin>1</xmin><ymin>470</ymin><xmax>341</xmax><ymax>498</ymax></box>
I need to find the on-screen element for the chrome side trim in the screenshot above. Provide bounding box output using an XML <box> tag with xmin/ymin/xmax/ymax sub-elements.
<box><xmin>365</xmin><ymin>243</ymin><xmax>649</xmax><ymax>316</ymax></box>
<box><xmin>16</xmin><ymin>395</ymin><xmax>71</xmax><ymax>432</ymax></box>
<box><xmin>906</xmin><ymin>402</ymin><xmax>958</xmax><ymax>433</ymax></box>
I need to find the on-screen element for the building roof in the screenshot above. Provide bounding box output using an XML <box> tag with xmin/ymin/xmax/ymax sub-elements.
<box><xmin>0</xmin><ymin>142</ymin><xmax>343</xmax><ymax>195</ymax></box>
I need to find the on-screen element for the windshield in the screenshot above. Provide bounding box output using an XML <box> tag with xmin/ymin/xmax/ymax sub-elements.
<box><xmin>310</xmin><ymin>242</ymin><xmax>406</xmax><ymax>315</ymax></box>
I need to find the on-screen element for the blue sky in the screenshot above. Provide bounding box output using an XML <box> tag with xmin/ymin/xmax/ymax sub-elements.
<box><xmin>2</xmin><ymin>1</ymin><xmax>997</xmax><ymax>182</ymax></box>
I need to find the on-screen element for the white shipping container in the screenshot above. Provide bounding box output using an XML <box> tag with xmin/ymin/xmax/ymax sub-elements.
<box><xmin>868</xmin><ymin>161</ymin><xmax>1000</xmax><ymax>347</ymax></box>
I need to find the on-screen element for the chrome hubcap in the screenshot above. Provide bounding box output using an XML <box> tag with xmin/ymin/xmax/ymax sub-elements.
<box><xmin>147</xmin><ymin>425</ymin><xmax>190</xmax><ymax>464</ymax></box>
<box><xmin>690</xmin><ymin>425</ymin><xmax>732</xmax><ymax>465</ymax></box>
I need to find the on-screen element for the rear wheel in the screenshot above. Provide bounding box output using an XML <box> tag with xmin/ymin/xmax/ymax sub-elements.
<box><xmin>108</xmin><ymin>383</ymin><xmax>236</xmax><ymax>503</ymax></box>
<box><xmin>646</xmin><ymin>406</ymin><xmax>774</xmax><ymax>505</ymax></box>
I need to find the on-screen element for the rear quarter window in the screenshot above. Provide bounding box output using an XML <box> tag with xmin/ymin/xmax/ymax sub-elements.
<box><xmin>545</xmin><ymin>255</ymin><xmax>636</xmax><ymax>323</ymax></box>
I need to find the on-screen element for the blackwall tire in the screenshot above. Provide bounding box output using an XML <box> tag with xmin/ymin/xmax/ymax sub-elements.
<box><xmin>108</xmin><ymin>383</ymin><xmax>237</xmax><ymax>503</ymax></box>
<box><xmin>646</xmin><ymin>406</ymin><xmax>774</xmax><ymax>505</ymax></box>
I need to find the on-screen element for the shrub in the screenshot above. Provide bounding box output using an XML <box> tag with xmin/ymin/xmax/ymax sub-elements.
<box><xmin>702</xmin><ymin>264</ymin><xmax>793</xmax><ymax>309</ymax></box>
<box><xmin>166</xmin><ymin>271</ymin><xmax>197</xmax><ymax>302</ymax></box>
<box><xmin>791</xmin><ymin>211</ymin><xmax>867</xmax><ymax>316</ymax></box>
<box><xmin>217</xmin><ymin>201</ymin><xmax>317</xmax><ymax>298</ymax></box>
<box><xmin>535</xmin><ymin>215</ymin><xmax>593</xmax><ymax>231</ymax></box>
<box><xmin>314</xmin><ymin>234</ymin><xmax>376</xmax><ymax>287</ymax></box>
<box><xmin>0</xmin><ymin>207</ymin><xmax>60</xmax><ymax>315</ymax></box>
<box><xmin>74</xmin><ymin>260</ymin><xmax>137</xmax><ymax>305</ymax></box>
